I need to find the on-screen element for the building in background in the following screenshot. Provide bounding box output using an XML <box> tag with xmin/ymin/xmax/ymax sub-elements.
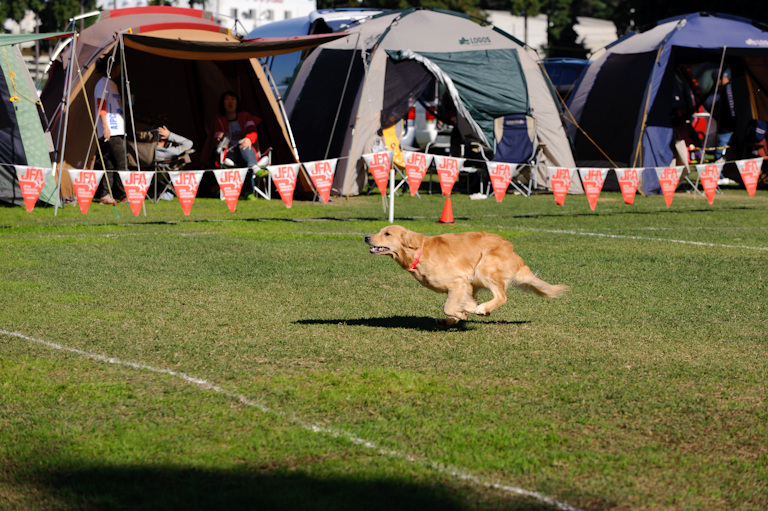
<box><xmin>94</xmin><ymin>0</ymin><xmax>316</xmax><ymax>34</ymax></box>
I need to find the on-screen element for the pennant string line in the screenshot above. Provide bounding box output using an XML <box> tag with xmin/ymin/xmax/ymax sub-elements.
<box><xmin>2</xmin><ymin>156</ymin><xmax>763</xmax><ymax>175</ymax></box>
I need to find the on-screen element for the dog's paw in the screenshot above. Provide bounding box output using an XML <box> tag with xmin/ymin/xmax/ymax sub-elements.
<box><xmin>473</xmin><ymin>304</ymin><xmax>491</xmax><ymax>316</ymax></box>
<box><xmin>436</xmin><ymin>317</ymin><xmax>460</xmax><ymax>328</ymax></box>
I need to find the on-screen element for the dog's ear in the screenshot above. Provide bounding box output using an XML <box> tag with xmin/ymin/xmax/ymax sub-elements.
<box><xmin>402</xmin><ymin>230</ymin><xmax>423</xmax><ymax>251</ymax></box>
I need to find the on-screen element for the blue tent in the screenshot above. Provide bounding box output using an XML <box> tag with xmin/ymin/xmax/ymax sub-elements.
<box><xmin>567</xmin><ymin>13</ymin><xmax>768</xmax><ymax>193</ymax></box>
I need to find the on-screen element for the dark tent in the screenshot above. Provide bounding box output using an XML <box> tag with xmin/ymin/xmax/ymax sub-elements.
<box><xmin>567</xmin><ymin>12</ymin><xmax>768</xmax><ymax>193</ymax></box>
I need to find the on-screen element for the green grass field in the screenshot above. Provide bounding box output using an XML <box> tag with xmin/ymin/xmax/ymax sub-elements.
<box><xmin>1</xmin><ymin>187</ymin><xmax>766</xmax><ymax>510</ymax></box>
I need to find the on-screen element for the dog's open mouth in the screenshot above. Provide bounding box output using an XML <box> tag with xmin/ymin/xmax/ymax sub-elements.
<box><xmin>369</xmin><ymin>246</ymin><xmax>390</xmax><ymax>255</ymax></box>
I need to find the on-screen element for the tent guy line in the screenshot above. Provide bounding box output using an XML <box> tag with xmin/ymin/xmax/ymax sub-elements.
<box><xmin>1</xmin><ymin>329</ymin><xmax>583</xmax><ymax>511</ymax></box>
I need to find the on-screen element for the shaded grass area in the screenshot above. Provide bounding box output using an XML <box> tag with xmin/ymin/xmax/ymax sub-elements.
<box><xmin>1</xmin><ymin>190</ymin><xmax>767</xmax><ymax>510</ymax></box>
<box><xmin>2</xmin><ymin>355</ymin><xmax>551</xmax><ymax>511</ymax></box>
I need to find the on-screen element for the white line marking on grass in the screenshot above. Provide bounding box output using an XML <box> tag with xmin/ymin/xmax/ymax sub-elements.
<box><xmin>2</xmin><ymin>329</ymin><xmax>581</xmax><ymax>511</ymax></box>
<box><xmin>519</xmin><ymin>229</ymin><xmax>768</xmax><ymax>251</ymax></box>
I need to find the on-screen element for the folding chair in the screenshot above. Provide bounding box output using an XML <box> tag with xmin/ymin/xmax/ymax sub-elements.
<box><xmin>249</xmin><ymin>147</ymin><xmax>273</xmax><ymax>200</ymax></box>
<box><xmin>455</xmin><ymin>139</ymin><xmax>491</xmax><ymax>196</ymax></box>
<box><xmin>127</xmin><ymin>131</ymin><xmax>194</xmax><ymax>203</ymax></box>
<box><xmin>488</xmin><ymin>114</ymin><xmax>542</xmax><ymax>197</ymax></box>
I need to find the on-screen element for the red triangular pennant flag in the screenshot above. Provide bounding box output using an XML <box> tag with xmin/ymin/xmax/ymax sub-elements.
<box><xmin>15</xmin><ymin>165</ymin><xmax>52</xmax><ymax>212</ymax></box>
<box><xmin>695</xmin><ymin>163</ymin><xmax>723</xmax><ymax>205</ymax></box>
<box><xmin>169</xmin><ymin>171</ymin><xmax>204</xmax><ymax>215</ymax></box>
<box><xmin>654</xmin><ymin>166</ymin><xmax>683</xmax><ymax>208</ymax></box>
<box><xmin>578</xmin><ymin>168</ymin><xmax>609</xmax><ymax>211</ymax></box>
<box><xmin>362</xmin><ymin>151</ymin><xmax>393</xmax><ymax>196</ymax></box>
<box><xmin>304</xmin><ymin>158</ymin><xmax>337</xmax><ymax>203</ymax></box>
<box><xmin>68</xmin><ymin>169</ymin><xmax>104</xmax><ymax>214</ymax></box>
<box><xmin>213</xmin><ymin>168</ymin><xmax>248</xmax><ymax>212</ymax></box>
<box><xmin>615</xmin><ymin>168</ymin><xmax>641</xmax><ymax>205</ymax></box>
<box><xmin>268</xmin><ymin>163</ymin><xmax>300</xmax><ymax>208</ymax></box>
<box><xmin>433</xmin><ymin>155</ymin><xmax>465</xmax><ymax>197</ymax></box>
<box><xmin>487</xmin><ymin>162</ymin><xmax>514</xmax><ymax>202</ymax></box>
<box><xmin>735</xmin><ymin>158</ymin><xmax>763</xmax><ymax>197</ymax></box>
<box><xmin>403</xmin><ymin>151</ymin><xmax>433</xmax><ymax>196</ymax></box>
<box><xmin>119</xmin><ymin>171</ymin><xmax>154</xmax><ymax>216</ymax></box>
<box><xmin>548</xmin><ymin>167</ymin><xmax>574</xmax><ymax>206</ymax></box>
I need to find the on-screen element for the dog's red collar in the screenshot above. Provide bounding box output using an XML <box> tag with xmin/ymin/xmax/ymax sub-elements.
<box><xmin>409</xmin><ymin>248</ymin><xmax>422</xmax><ymax>273</ymax></box>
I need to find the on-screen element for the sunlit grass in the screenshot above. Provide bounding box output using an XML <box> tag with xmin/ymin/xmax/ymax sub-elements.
<box><xmin>1</xmin><ymin>189</ymin><xmax>767</xmax><ymax>510</ymax></box>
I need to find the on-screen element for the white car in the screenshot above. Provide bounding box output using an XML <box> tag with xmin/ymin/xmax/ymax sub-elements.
<box><xmin>400</xmin><ymin>85</ymin><xmax>453</xmax><ymax>153</ymax></box>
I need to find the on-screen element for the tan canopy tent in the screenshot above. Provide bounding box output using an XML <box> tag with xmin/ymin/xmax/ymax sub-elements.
<box><xmin>284</xmin><ymin>8</ymin><xmax>579</xmax><ymax>197</ymax></box>
<box><xmin>41</xmin><ymin>6</ymin><xmax>344</xmax><ymax>199</ymax></box>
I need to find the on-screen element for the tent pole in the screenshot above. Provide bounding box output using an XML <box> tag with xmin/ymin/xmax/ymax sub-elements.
<box><xmin>260</xmin><ymin>58</ymin><xmax>300</xmax><ymax>161</ymax></box>
<box><xmin>54</xmin><ymin>34</ymin><xmax>78</xmax><ymax>216</ymax></box>
<box><xmin>325</xmin><ymin>32</ymin><xmax>360</xmax><ymax>162</ymax></box>
<box><xmin>97</xmin><ymin>44</ymin><xmax>121</xmax><ymax>217</ymax></box>
<box><xmin>73</xmin><ymin>44</ymin><xmax>113</xmax><ymax>206</ymax></box>
<box><xmin>388</xmin><ymin>159</ymin><xmax>395</xmax><ymax>223</ymax></box>
<box><xmin>120</xmin><ymin>33</ymin><xmax>141</xmax><ymax>176</ymax></box>
<box><xmin>81</xmin><ymin>42</ymin><xmax>115</xmax><ymax>172</ymax></box>
<box><xmin>693</xmin><ymin>46</ymin><xmax>727</xmax><ymax>194</ymax></box>
<box><xmin>51</xmin><ymin>41</ymin><xmax>71</xmax><ymax>151</ymax></box>
<box><xmin>343</xmin><ymin>34</ymin><xmax>366</xmax><ymax>199</ymax></box>
<box><xmin>632</xmin><ymin>45</ymin><xmax>663</xmax><ymax>170</ymax></box>
<box><xmin>117</xmin><ymin>33</ymin><xmax>146</xmax><ymax>217</ymax></box>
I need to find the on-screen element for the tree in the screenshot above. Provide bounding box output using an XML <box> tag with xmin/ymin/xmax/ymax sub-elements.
<box><xmin>321</xmin><ymin>0</ymin><xmax>484</xmax><ymax>17</ymax></box>
<box><xmin>0</xmin><ymin>0</ymin><xmax>46</xmax><ymax>25</ymax></box>
<box><xmin>38</xmin><ymin>0</ymin><xmax>99</xmax><ymax>34</ymax></box>
<box><xmin>545</xmin><ymin>0</ymin><xmax>587</xmax><ymax>58</ymax></box>
<box><xmin>1</xmin><ymin>0</ymin><xmax>99</xmax><ymax>37</ymax></box>
<box><xmin>611</xmin><ymin>0</ymin><xmax>768</xmax><ymax>36</ymax></box>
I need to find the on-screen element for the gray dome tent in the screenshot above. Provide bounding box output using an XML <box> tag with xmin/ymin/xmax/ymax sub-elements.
<box><xmin>284</xmin><ymin>8</ymin><xmax>577</xmax><ymax>196</ymax></box>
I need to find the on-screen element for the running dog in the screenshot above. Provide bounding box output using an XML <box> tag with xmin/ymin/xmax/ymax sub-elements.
<box><xmin>365</xmin><ymin>225</ymin><xmax>570</xmax><ymax>327</ymax></box>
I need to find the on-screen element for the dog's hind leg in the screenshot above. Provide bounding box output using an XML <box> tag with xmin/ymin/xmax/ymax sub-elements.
<box><xmin>437</xmin><ymin>282</ymin><xmax>473</xmax><ymax>327</ymax></box>
<box><xmin>473</xmin><ymin>280</ymin><xmax>507</xmax><ymax>316</ymax></box>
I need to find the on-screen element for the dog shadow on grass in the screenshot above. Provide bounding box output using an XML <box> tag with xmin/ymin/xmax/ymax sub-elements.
<box><xmin>26</xmin><ymin>463</ymin><xmax>563</xmax><ymax>511</ymax></box>
<box><xmin>296</xmin><ymin>317</ymin><xmax>531</xmax><ymax>331</ymax></box>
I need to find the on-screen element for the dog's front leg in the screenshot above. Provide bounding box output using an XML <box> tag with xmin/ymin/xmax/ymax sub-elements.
<box><xmin>437</xmin><ymin>282</ymin><xmax>472</xmax><ymax>328</ymax></box>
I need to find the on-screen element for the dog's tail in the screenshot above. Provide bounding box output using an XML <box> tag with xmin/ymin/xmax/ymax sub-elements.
<box><xmin>513</xmin><ymin>266</ymin><xmax>570</xmax><ymax>298</ymax></box>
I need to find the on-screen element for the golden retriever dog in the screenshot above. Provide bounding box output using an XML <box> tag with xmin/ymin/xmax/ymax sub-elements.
<box><xmin>365</xmin><ymin>225</ymin><xmax>570</xmax><ymax>327</ymax></box>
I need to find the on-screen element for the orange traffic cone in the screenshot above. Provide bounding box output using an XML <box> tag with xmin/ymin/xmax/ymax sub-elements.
<box><xmin>438</xmin><ymin>197</ymin><xmax>454</xmax><ymax>224</ymax></box>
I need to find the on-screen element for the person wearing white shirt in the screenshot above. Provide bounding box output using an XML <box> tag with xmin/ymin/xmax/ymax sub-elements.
<box><xmin>93</xmin><ymin>52</ymin><xmax>126</xmax><ymax>205</ymax></box>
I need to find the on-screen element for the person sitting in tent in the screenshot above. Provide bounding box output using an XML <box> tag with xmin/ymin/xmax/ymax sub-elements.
<box><xmin>154</xmin><ymin>125</ymin><xmax>194</xmax><ymax>167</ymax></box>
<box><xmin>206</xmin><ymin>91</ymin><xmax>269</xmax><ymax>200</ymax></box>
<box><xmin>94</xmin><ymin>51</ymin><xmax>126</xmax><ymax>205</ymax></box>
<box><xmin>151</xmin><ymin>124</ymin><xmax>194</xmax><ymax>201</ymax></box>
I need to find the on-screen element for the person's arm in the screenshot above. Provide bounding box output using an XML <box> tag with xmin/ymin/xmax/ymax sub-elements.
<box><xmin>95</xmin><ymin>77</ymin><xmax>119</xmax><ymax>141</ymax></box>
<box><xmin>212</xmin><ymin>117</ymin><xmax>226</xmax><ymax>142</ymax></box>
<box><xmin>238</xmin><ymin>112</ymin><xmax>260</xmax><ymax>149</ymax></box>
<box><xmin>96</xmin><ymin>97</ymin><xmax>111</xmax><ymax>141</ymax></box>
<box><xmin>166</xmin><ymin>131</ymin><xmax>194</xmax><ymax>151</ymax></box>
